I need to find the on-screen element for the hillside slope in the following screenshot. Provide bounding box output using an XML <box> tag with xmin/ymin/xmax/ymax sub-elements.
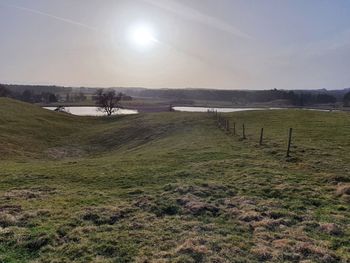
<box><xmin>0</xmin><ymin>100</ymin><xmax>349</xmax><ymax>262</ymax></box>
<box><xmin>0</xmin><ymin>98</ymin><xmax>90</xmax><ymax>158</ymax></box>
<box><xmin>0</xmin><ymin>98</ymin><xmax>198</xmax><ymax>159</ymax></box>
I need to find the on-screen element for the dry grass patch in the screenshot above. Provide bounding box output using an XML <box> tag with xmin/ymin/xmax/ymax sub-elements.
<box><xmin>0</xmin><ymin>205</ymin><xmax>22</xmax><ymax>228</ymax></box>
<box><xmin>319</xmin><ymin>223</ymin><xmax>343</xmax><ymax>236</ymax></box>
<box><xmin>81</xmin><ymin>205</ymin><xmax>133</xmax><ymax>226</ymax></box>
<box><xmin>0</xmin><ymin>213</ymin><xmax>18</xmax><ymax>227</ymax></box>
<box><xmin>250</xmin><ymin>245</ymin><xmax>273</xmax><ymax>261</ymax></box>
<box><xmin>294</xmin><ymin>242</ymin><xmax>339</xmax><ymax>262</ymax></box>
<box><xmin>336</xmin><ymin>183</ymin><xmax>350</xmax><ymax>195</ymax></box>
<box><xmin>238</xmin><ymin>211</ymin><xmax>262</xmax><ymax>222</ymax></box>
<box><xmin>252</xmin><ymin>218</ymin><xmax>285</xmax><ymax>230</ymax></box>
<box><xmin>3</xmin><ymin>187</ymin><xmax>57</xmax><ymax>200</ymax></box>
<box><xmin>175</xmin><ymin>237</ymin><xmax>210</xmax><ymax>257</ymax></box>
<box><xmin>177</xmin><ymin>194</ymin><xmax>219</xmax><ymax>216</ymax></box>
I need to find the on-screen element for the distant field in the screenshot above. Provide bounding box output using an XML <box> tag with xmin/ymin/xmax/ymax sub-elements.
<box><xmin>0</xmin><ymin>98</ymin><xmax>349</xmax><ymax>262</ymax></box>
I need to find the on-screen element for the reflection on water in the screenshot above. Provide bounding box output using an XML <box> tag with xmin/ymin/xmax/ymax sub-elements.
<box><xmin>44</xmin><ymin>106</ymin><xmax>138</xmax><ymax>116</ymax></box>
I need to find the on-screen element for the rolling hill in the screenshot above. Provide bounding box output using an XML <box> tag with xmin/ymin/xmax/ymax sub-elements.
<box><xmin>0</xmin><ymin>98</ymin><xmax>349</xmax><ymax>262</ymax></box>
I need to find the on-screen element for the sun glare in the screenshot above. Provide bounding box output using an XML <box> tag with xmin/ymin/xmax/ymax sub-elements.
<box><xmin>128</xmin><ymin>24</ymin><xmax>157</xmax><ymax>49</ymax></box>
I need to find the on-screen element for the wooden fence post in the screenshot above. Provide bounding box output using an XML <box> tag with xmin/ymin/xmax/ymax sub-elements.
<box><xmin>259</xmin><ymin>128</ymin><xmax>264</xmax><ymax>145</ymax></box>
<box><xmin>233</xmin><ymin>122</ymin><xmax>236</xmax><ymax>135</ymax></box>
<box><xmin>242</xmin><ymin>124</ymin><xmax>246</xmax><ymax>139</ymax></box>
<box><xmin>286</xmin><ymin>128</ymin><xmax>293</xmax><ymax>157</ymax></box>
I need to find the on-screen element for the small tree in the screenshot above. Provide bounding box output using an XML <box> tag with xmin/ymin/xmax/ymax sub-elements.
<box><xmin>95</xmin><ymin>89</ymin><xmax>122</xmax><ymax>116</ymax></box>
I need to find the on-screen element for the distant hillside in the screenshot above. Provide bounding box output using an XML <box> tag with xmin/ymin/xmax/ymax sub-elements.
<box><xmin>2</xmin><ymin>84</ymin><xmax>349</xmax><ymax>105</ymax></box>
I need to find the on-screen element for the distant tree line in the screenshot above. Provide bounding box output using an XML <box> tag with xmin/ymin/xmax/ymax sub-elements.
<box><xmin>0</xmin><ymin>84</ymin><xmax>11</xmax><ymax>97</ymax></box>
<box><xmin>4</xmin><ymin>84</ymin><xmax>72</xmax><ymax>94</ymax></box>
<box><xmin>289</xmin><ymin>92</ymin><xmax>337</xmax><ymax>106</ymax></box>
<box><xmin>344</xmin><ymin>91</ymin><xmax>350</xmax><ymax>107</ymax></box>
<box><xmin>65</xmin><ymin>92</ymin><xmax>87</xmax><ymax>103</ymax></box>
<box><xmin>0</xmin><ymin>84</ymin><xmax>91</xmax><ymax>104</ymax></box>
<box><xmin>131</xmin><ymin>88</ymin><xmax>338</xmax><ymax>106</ymax></box>
<box><xmin>1</xmin><ymin>83</ymin><xmax>350</xmax><ymax>107</ymax></box>
<box><xmin>0</xmin><ymin>84</ymin><xmax>58</xmax><ymax>103</ymax></box>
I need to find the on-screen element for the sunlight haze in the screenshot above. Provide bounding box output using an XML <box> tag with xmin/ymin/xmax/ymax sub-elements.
<box><xmin>1</xmin><ymin>0</ymin><xmax>350</xmax><ymax>89</ymax></box>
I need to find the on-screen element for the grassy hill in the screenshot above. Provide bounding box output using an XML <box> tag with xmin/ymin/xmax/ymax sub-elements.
<box><xmin>0</xmin><ymin>98</ymin><xmax>349</xmax><ymax>262</ymax></box>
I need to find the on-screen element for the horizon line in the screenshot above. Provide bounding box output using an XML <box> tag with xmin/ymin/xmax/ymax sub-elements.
<box><xmin>2</xmin><ymin>82</ymin><xmax>349</xmax><ymax>92</ymax></box>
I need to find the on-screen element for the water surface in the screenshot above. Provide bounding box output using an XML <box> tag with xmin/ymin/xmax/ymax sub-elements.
<box><xmin>172</xmin><ymin>106</ymin><xmax>282</xmax><ymax>113</ymax></box>
<box><xmin>44</xmin><ymin>106</ymin><xmax>138</xmax><ymax>116</ymax></box>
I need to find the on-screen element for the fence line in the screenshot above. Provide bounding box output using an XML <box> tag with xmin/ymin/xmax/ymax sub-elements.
<box><xmin>208</xmin><ymin>110</ymin><xmax>294</xmax><ymax>158</ymax></box>
<box><xmin>259</xmin><ymin>128</ymin><xmax>264</xmax><ymax>145</ymax></box>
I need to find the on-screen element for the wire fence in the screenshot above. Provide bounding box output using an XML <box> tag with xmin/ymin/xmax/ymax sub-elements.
<box><xmin>208</xmin><ymin>109</ymin><xmax>293</xmax><ymax>158</ymax></box>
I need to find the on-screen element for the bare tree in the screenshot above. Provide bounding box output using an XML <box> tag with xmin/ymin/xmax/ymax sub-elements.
<box><xmin>95</xmin><ymin>89</ymin><xmax>122</xmax><ymax>116</ymax></box>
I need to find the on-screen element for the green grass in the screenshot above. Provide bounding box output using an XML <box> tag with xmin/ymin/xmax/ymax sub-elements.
<box><xmin>0</xmin><ymin>98</ymin><xmax>349</xmax><ymax>262</ymax></box>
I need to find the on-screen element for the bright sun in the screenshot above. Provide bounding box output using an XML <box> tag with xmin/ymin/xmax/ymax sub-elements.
<box><xmin>128</xmin><ymin>24</ymin><xmax>157</xmax><ymax>48</ymax></box>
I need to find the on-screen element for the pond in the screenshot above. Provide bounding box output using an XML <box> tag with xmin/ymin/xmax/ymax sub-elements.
<box><xmin>44</xmin><ymin>106</ymin><xmax>138</xmax><ymax>116</ymax></box>
<box><xmin>44</xmin><ymin>106</ymin><xmax>333</xmax><ymax>116</ymax></box>
<box><xmin>172</xmin><ymin>106</ymin><xmax>283</xmax><ymax>113</ymax></box>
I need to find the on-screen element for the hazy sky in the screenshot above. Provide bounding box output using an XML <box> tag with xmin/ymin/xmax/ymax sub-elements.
<box><xmin>1</xmin><ymin>0</ymin><xmax>350</xmax><ymax>90</ymax></box>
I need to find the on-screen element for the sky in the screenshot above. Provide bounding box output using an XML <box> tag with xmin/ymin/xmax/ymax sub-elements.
<box><xmin>1</xmin><ymin>0</ymin><xmax>350</xmax><ymax>90</ymax></box>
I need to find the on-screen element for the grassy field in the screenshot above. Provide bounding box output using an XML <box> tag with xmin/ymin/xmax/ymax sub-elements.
<box><xmin>0</xmin><ymin>98</ymin><xmax>349</xmax><ymax>262</ymax></box>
